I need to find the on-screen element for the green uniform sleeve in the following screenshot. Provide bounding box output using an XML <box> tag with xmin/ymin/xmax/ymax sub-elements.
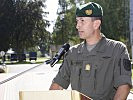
<box><xmin>114</xmin><ymin>46</ymin><xmax>132</xmax><ymax>88</ymax></box>
<box><xmin>53</xmin><ymin>52</ymin><xmax>71</xmax><ymax>89</ymax></box>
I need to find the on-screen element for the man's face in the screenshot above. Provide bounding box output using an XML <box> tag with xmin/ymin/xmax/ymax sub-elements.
<box><xmin>76</xmin><ymin>17</ymin><xmax>95</xmax><ymax>40</ymax></box>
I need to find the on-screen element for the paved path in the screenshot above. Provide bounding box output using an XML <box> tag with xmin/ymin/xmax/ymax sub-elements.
<box><xmin>0</xmin><ymin>64</ymin><xmax>133</xmax><ymax>100</ymax></box>
<box><xmin>0</xmin><ymin>63</ymin><xmax>62</xmax><ymax>100</ymax></box>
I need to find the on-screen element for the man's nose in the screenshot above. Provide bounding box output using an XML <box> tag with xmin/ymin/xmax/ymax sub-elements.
<box><xmin>76</xmin><ymin>22</ymin><xmax>81</xmax><ymax>29</ymax></box>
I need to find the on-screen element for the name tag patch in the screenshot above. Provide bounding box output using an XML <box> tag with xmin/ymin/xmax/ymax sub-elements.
<box><xmin>71</xmin><ymin>61</ymin><xmax>83</xmax><ymax>66</ymax></box>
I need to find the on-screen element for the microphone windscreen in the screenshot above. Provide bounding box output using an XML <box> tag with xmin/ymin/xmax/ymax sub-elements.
<box><xmin>63</xmin><ymin>43</ymin><xmax>70</xmax><ymax>51</ymax></box>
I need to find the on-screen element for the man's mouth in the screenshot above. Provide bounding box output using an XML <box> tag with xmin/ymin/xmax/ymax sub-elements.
<box><xmin>78</xmin><ymin>31</ymin><xmax>84</xmax><ymax>34</ymax></box>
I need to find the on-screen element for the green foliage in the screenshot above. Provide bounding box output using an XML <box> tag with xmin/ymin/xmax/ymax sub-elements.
<box><xmin>11</xmin><ymin>0</ymin><xmax>50</xmax><ymax>53</ymax></box>
<box><xmin>52</xmin><ymin>0</ymin><xmax>80</xmax><ymax>45</ymax></box>
<box><xmin>52</xmin><ymin>17</ymin><xmax>63</xmax><ymax>44</ymax></box>
<box><xmin>0</xmin><ymin>0</ymin><xmax>50</xmax><ymax>54</ymax></box>
<box><xmin>0</xmin><ymin>0</ymin><xmax>14</xmax><ymax>51</ymax></box>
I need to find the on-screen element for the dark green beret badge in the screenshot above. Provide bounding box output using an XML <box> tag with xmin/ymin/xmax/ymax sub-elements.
<box><xmin>76</xmin><ymin>2</ymin><xmax>103</xmax><ymax>17</ymax></box>
<box><xmin>85</xmin><ymin>10</ymin><xmax>92</xmax><ymax>15</ymax></box>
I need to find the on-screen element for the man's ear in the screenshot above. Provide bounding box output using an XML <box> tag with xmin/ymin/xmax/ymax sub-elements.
<box><xmin>93</xmin><ymin>20</ymin><xmax>101</xmax><ymax>30</ymax></box>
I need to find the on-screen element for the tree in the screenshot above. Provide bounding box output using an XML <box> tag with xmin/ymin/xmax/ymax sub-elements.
<box><xmin>0</xmin><ymin>0</ymin><xmax>50</xmax><ymax>61</ymax></box>
<box><xmin>10</xmin><ymin>0</ymin><xmax>50</xmax><ymax>54</ymax></box>
<box><xmin>52</xmin><ymin>0</ymin><xmax>80</xmax><ymax>45</ymax></box>
<box><xmin>0</xmin><ymin>0</ymin><xmax>14</xmax><ymax>51</ymax></box>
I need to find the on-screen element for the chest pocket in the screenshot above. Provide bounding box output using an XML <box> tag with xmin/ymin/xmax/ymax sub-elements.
<box><xmin>70</xmin><ymin>53</ymin><xmax>113</xmax><ymax>96</ymax></box>
<box><xmin>81</xmin><ymin>53</ymin><xmax>113</xmax><ymax>96</ymax></box>
<box><xmin>94</xmin><ymin>54</ymin><xmax>113</xmax><ymax>95</ymax></box>
<box><xmin>70</xmin><ymin>60</ymin><xmax>89</xmax><ymax>90</ymax></box>
<box><xmin>70</xmin><ymin>60</ymin><xmax>92</xmax><ymax>91</ymax></box>
<box><xmin>92</xmin><ymin>50</ymin><xmax>113</xmax><ymax>70</ymax></box>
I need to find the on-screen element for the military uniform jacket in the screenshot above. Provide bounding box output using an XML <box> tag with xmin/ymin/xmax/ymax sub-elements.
<box><xmin>53</xmin><ymin>36</ymin><xmax>132</xmax><ymax>100</ymax></box>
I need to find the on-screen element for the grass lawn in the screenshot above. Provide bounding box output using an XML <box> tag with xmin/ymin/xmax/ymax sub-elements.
<box><xmin>0</xmin><ymin>57</ymin><xmax>64</xmax><ymax>65</ymax></box>
<box><xmin>0</xmin><ymin>57</ymin><xmax>48</xmax><ymax>65</ymax></box>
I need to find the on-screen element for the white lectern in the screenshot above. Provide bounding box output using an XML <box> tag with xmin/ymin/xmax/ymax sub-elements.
<box><xmin>19</xmin><ymin>90</ymin><xmax>92</xmax><ymax>100</ymax></box>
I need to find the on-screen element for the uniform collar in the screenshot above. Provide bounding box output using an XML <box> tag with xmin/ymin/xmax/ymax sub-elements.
<box><xmin>78</xmin><ymin>34</ymin><xmax>106</xmax><ymax>54</ymax></box>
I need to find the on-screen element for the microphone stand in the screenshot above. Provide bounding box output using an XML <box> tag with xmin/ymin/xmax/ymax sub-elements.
<box><xmin>0</xmin><ymin>61</ymin><xmax>49</xmax><ymax>85</ymax></box>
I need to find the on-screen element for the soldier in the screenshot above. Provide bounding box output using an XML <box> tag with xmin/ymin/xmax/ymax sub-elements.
<box><xmin>49</xmin><ymin>2</ymin><xmax>132</xmax><ymax>100</ymax></box>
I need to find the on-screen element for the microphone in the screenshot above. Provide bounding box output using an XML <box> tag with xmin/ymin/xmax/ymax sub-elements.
<box><xmin>46</xmin><ymin>43</ymin><xmax>70</xmax><ymax>67</ymax></box>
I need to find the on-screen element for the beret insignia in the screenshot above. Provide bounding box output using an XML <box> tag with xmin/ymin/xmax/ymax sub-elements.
<box><xmin>85</xmin><ymin>10</ymin><xmax>92</xmax><ymax>15</ymax></box>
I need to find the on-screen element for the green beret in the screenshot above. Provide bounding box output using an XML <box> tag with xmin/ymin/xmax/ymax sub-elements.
<box><xmin>76</xmin><ymin>2</ymin><xmax>103</xmax><ymax>17</ymax></box>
